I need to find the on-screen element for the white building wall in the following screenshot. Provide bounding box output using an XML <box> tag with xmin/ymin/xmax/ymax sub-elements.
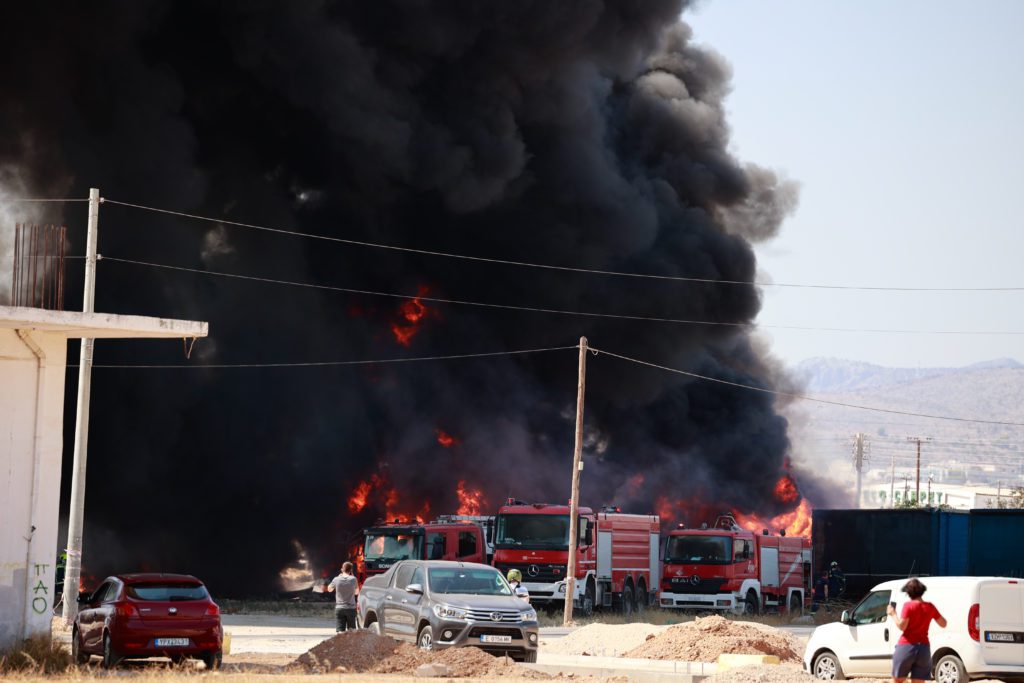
<box><xmin>0</xmin><ymin>328</ymin><xmax>69</xmax><ymax>648</ymax></box>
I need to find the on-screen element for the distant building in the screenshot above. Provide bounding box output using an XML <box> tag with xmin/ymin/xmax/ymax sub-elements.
<box><xmin>860</xmin><ymin>481</ymin><xmax>1021</xmax><ymax>510</ymax></box>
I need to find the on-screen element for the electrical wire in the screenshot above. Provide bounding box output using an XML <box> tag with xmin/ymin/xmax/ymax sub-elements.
<box><xmin>69</xmin><ymin>345</ymin><xmax>577</xmax><ymax>369</ymax></box>
<box><xmin>100</xmin><ymin>255</ymin><xmax>1024</xmax><ymax>335</ymax></box>
<box><xmin>102</xmin><ymin>197</ymin><xmax>1024</xmax><ymax>292</ymax></box>
<box><xmin>587</xmin><ymin>345</ymin><xmax>1024</xmax><ymax>427</ymax></box>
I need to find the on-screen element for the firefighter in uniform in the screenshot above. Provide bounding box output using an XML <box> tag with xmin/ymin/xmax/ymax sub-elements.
<box><xmin>507</xmin><ymin>568</ymin><xmax>530</xmax><ymax>603</ymax></box>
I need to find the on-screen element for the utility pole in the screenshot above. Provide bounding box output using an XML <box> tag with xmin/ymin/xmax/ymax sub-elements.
<box><xmin>852</xmin><ymin>433</ymin><xmax>868</xmax><ymax>509</ymax></box>
<box><xmin>907</xmin><ymin>437</ymin><xmax>931</xmax><ymax>505</ymax></box>
<box><xmin>889</xmin><ymin>451</ymin><xmax>896</xmax><ymax>508</ymax></box>
<box><xmin>564</xmin><ymin>336</ymin><xmax>588</xmax><ymax>627</ymax></box>
<box><xmin>63</xmin><ymin>188</ymin><xmax>99</xmax><ymax>624</ymax></box>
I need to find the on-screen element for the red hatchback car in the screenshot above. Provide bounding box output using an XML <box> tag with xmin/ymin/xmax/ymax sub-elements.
<box><xmin>72</xmin><ymin>573</ymin><xmax>222</xmax><ymax>669</ymax></box>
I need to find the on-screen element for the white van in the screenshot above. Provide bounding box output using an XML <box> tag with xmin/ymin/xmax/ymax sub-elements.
<box><xmin>804</xmin><ymin>577</ymin><xmax>1024</xmax><ymax>682</ymax></box>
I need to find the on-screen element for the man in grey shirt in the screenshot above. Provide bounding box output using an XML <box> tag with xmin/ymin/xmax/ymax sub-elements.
<box><xmin>327</xmin><ymin>561</ymin><xmax>359</xmax><ymax>632</ymax></box>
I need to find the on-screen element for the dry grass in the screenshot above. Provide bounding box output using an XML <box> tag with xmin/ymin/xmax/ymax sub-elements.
<box><xmin>0</xmin><ymin>634</ymin><xmax>74</xmax><ymax>675</ymax></box>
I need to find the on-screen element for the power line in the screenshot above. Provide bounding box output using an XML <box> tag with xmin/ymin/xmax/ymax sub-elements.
<box><xmin>102</xmin><ymin>197</ymin><xmax>1024</xmax><ymax>293</ymax></box>
<box><xmin>100</xmin><ymin>255</ymin><xmax>1024</xmax><ymax>336</ymax></box>
<box><xmin>588</xmin><ymin>346</ymin><xmax>1024</xmax><ymax>427</ymax></box>
<box><xmin>68</xmin><ymin>345</ymin><xmax>577</xmax><ymax>369</ymax></box>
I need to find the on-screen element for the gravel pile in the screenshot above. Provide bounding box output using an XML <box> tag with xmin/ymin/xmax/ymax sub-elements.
<box><xmin>293</xmin><ymin>630</ymin><xmax>549</xmax><ymax>678</ymax></box>
<box><xmin>542</xmin><ymin>623</ymin><xmax>669</xmax><ymax>657</ymax></box>
<box><xmin>623</xmin><ymin>615</ymin><xmax>803</xmax><ymax>663</ymax></box>
<box><xmin>705</xmin><ymin>664</ymin><xmax>878</xmax><ymax>683</ymax></box>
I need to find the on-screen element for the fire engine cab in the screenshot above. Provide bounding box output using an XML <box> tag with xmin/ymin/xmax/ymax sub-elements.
<box><xmin>360</xmin><ymin>515</ymin><xmax>494</xmax><ymax>579</ymax></box>
<box><xmin>491</xmin><ymin>498</ymin><xmax>660</xmax><ymax>615</ymax></box>
<box><xmin>659</xmin><ymin>513</ymin><xmax>810</xmax><ymax>615</ymax></box>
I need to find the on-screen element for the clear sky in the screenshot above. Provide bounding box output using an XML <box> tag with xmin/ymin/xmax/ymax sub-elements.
<box><xmin>686</xmin><ymin>0</ymin><xmax>1024</xmax><ymax>368</ymax></box>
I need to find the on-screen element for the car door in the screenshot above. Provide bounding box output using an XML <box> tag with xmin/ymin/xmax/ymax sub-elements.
<box><xmin>397</xmin><ymin>566</ymin><xmax>426</xmax><ymax>635</ymax></box>
<box><xmin>836</xmin><ymin>589</ymin><xmax>894</xmax><ymax>676</ymax></box>
<box><xmin>383</xmin><ymin>564</ymin><xmax>417</xmax><ymax>641</ymax></box>
<box><xmin>82</xmin><ymin>581</ymin><xmax>115</xmax><ymax>650</ymax></box>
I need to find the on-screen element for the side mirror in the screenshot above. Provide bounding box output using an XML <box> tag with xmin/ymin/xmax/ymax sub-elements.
<box><xmin>583</xmin><ymin>528</ymin><xmax>593</xmax><ymax>546</ymax></box>
<box><xmin>840</xmin><ymin>610</ymin><xmax>851</xmax><ymax>625</ymax></box>
<box><xmin>406</xmin><ymin>583</ymin><xmax>423</xmax><ymax>595</ymax></box>
<box><xmin>515</xmin><ymin>586</ymin><xmax>530</xmax><ymax>602</ymax></box>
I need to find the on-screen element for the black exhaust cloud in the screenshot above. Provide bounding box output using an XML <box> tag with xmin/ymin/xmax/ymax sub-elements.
<box><xmin>1</xmin><ymin>0</ymin><xmax>804</xmax><ymax>595</ymax></box>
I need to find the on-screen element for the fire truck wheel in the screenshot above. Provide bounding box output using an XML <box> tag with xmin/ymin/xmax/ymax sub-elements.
<box><xmin>621</xmin><ymin>584</ymin><xmax>634</xmax><ymax>617</ymax></box>
<box><xmin>580</xmin><ymin>582</ymin><xmax>595</xmax><ymax>617</ymax></box>
<box><xmin>743</xmin><ymin>590</ymin><xmax>759</xmax><ymax>616</ymax></box>
<box><xmin>789</xmin><ymin>592</ymin><xmax>802</xmax><ymax>616</ymax></box>
<box><xmin>812</xmin><ymin>651</ymin><xmax>845</xmax><ymax>680</ymax></box>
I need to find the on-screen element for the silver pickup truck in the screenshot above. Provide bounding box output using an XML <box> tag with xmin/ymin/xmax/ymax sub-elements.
<box><xmin>357</xmin><ymin>559</ymin><xmax>539</xmax><ymax>662</ymax></box>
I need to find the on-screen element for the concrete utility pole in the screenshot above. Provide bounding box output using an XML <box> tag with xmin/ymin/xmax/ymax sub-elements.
<box><xmin>63</xmin><ymin>188</ymin><xmax>99</xmax><ymax>624</ymax></box>
<box><xmin>852</xmin><ymin>433</ymin><xmax>868</xmax><ymax>509</ymax></box>
<box><xmin>907</xmin><ymin>436</ymin><xmax>931</xmax><ymax>505</ymax></box>
<box><xmin>889</xmin><ymin>451</ymin><xmax>896</xmax><ymax>508</ymax></box>
<box><xmin>564</xmin><ymin>336</ymin><xmax>588</xmax><ymax>627</ymax></box>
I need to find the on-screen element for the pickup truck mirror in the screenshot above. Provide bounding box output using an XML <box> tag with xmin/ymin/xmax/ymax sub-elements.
<box><xmin>405</xmin><ymin>583</ymin><xmax>424</xmax><ymax>595</ymax></box>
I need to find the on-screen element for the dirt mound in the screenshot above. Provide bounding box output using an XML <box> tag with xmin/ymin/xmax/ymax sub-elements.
<box><xmin>623</xmin><ymin>615</ymin><xmax>802</xmax><ymax>663</ymax></box>
<box><xmin>293</xmin><ymin>630</ymin><xmax>549</xmax><ymax>678</ymax></box>
<box><xmin>704</xmin><ymin>663</ymin><xmax>879</xmax><ymax>683</ymax></box>
<box><xmin>542</xmin><ymin>623</ymin><xmax>668</xmax><ymax>656</ymax></box>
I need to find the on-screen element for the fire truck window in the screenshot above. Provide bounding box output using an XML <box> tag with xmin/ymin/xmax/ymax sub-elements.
<box><xmin>393</xmin><ymin>564</ymin><xmax>416</xmax><ymax>590</ymax></box>
<box><xmin>734</xmin><ymin>540</ymin><xmax>751</xmax><ymax>561</ymax></box>
<box><xmin>458</xmin><ymin>531</ymin><xmax>477</xmax><ymax>557</ymax></box>
<box><xmin>851</xmin><ymin>590</ymin><xmax>892</xmax><ymax>625</ymax></box>
<box><xmin>427</xmin><ymin>532</ymin><xmax>446</xmax><ymax>560</ymax></box>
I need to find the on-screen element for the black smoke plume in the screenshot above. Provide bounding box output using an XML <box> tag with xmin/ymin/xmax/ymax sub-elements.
<box><xmin>1</xmin><ymin>0</ymin><xmax>803</xmax><ymax>595</ymax></box>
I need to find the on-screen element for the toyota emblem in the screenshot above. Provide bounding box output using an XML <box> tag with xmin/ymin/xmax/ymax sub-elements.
<box><xmin>690</xmin><ymin>575</ymin><xmax>701</xmax><ymax>586</ymax></box>
<box><xmin>491</xmin><ymin>612</ymin><xmax>503</xmax><ymax>622</ymax></box>
<box><xmin>527</xmin><ymin>564</ymin><xmax>540</xmax><ymax>577</ymax></box>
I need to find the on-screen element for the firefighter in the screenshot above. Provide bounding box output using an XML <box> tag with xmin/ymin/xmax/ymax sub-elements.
<box><xmin>828</xmin><ymin>561</ymin><xmax>846</xmax><ymax>603</ymax></box>
<box><xmin>507</xmin><ymin>568</ymin><xmax>530</xmax><ymax>603</ymax></box>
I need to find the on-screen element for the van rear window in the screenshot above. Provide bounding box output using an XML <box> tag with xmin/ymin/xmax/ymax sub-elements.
<box><xmin>126</xmin><ymin>583</ymin><xmax>208</xmax><ymax>601</ymax></box>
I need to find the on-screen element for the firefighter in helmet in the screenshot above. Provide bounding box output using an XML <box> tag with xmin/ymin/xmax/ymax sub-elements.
<box><xmin>507</xmin><ymin>568</ymin><xmax>530</xmax><ymax>603</ymax></box>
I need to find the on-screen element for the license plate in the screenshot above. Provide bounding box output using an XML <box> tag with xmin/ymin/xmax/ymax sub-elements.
<box><xmin>480</xmin><ymin>635</ymin><xmax>512</xmax><ymax>644</ymax></box>
<box><xmin>986</xmin><ymin>632</ymin><xmax>1016</xmax><ymax>642</ymax></box>
<box><xmin>155</xmin><ymin>638</ymin><xmax>190</xmax><ymax>647</ymax></box>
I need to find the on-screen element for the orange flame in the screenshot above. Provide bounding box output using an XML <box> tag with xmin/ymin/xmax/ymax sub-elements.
<box><xmin>436</xmin><ymin>429</ymin><xmax>456</xmax><ymax>448</ymax></box>
<box><xmin>456</xmin><ymin>480</ymin><xmax>486</xmax><ymax>516</ymax></box>
<box><xmin>774</xmin><ymin>475</ymin><xmax>799</xmax><ymax>505</ymax></box>
<box><xmin>735</xmin><ymin>498</ymin><xmax>812</xmax><ymax>538</ymax></box>
<box><xmin>391</xmin><ymin>286</ymin><xmax>432</xmax><ymax>346</ymax></box>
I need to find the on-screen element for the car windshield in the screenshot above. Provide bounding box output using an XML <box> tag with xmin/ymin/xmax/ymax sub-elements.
<box><xmin>494</xmin><ymin>514</ymin><xmax>571</xmax><ymax>549</ymax></box>
<box><xmin>428</xmin><ymin>568</ymin><xmax>512</xmax><ymax>595</ymax></box>
<box><xmin>364</xmin><ymin>532</ymin><xmax>422</xmax><ymax>561</ymax></box>
<box><xmin>126</xmin><ymin>583</ymin><xmax>208</xmax><ymax>601</ymax></box>
<box><xmin>665</xmin><ymin>535</ymin><xmax>733</xmax><ymax>564</ymax></box>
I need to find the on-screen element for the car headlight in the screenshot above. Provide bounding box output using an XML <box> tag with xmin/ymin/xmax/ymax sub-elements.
<box><xmin>432</xmin><ymin>603</ymin><xmax>468</xmax><ymax>620</ymax></box>
<box><xmin>520</xmin><ymin>609</ymin><xmax>537</xmax><ymax>622</ymax></box>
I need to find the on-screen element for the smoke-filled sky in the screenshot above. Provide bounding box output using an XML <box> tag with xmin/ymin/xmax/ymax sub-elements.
<box><xmin>2</xmin><ymin>1</ymin><xmax>820</xmax><ymax>595</ymax></box>
<box><xmin>690</xmin><ymin>0</ymin><xmax>1024</xmax><ymax>368</ymax></box>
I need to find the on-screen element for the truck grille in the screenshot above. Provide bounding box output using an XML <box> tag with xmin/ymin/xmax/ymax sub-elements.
<box><xmin>664</xmin><ymin>578</ymin><xmax>727</xmax><ymax>595</ymax></box>
<box><xmin>495</xmin><ymin>563</ymin><xmax>566</xmax><ymax>583</ymax></box>
<box><xmin>465</xmin><ymin>608</ymin><xmax>525</xmax><ymax>622</ymax></box>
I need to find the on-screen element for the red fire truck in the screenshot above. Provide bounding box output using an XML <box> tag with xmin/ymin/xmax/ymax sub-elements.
<box><xmin>360</xmin><ymin>515</ymin><xmax>494</xmax><ymax>579</ymax></box>
<box><xmin>491</xmin><ymin>499</ymin><xmax>660</xmax><ymax>615</ymax></box>
<box><xmin>658</xmin><ymin>513</ymin><xmax>811</xmax><ymax>614</ymax></box>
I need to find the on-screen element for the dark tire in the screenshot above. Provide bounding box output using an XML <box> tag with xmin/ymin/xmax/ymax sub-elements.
<box><xmin>523</xmin><ymin>650</ymin><xmax>538</xmax><ymax>663</ymax></box>
<box><xmin>102</xmin><ymin>633</ymin><xmax>121</xmax><ymax>669</ymax></box>
<box><xmin>621</xmin><ymin>584</ymin><xmax>634</xmax><ymax>617</ymax></box>
<box><xmin>789</xmin><ymin>592</ymin><xmax>802</xmax><ymax>617</ymax></box>
<box><xmin>934</xmin><ymin>654</ymin><xmax>967</xmax><ymax>683</ymax></box>
<box><xmin>743</xmin><ymin>590</ymin><xmax>759</xmax><ymax>616</ymax></box>
<box><xmin>635</xmin><ymin>581</ymin><xmax>648</xmax><ymax>614</ymax></box>
<box><xmin>72</xmin><ymin>628</ymin><xmax>89</xmax><ymax>665</ymax></box>
<box><xmin>201</xmin><ymin>650</ymin><xmax>222</xmax><ymax>670</ymax></box>
<box><xmin>580</xmin><ymin>582</ymin><xmax>595</xmax><ymax>617</ymax></box>
<box><xmin>812</xmin><ymin>651</ymin><xmax>845</xmax><ymax>680</ymax></box>
<box><xmin>417</xmin><ymin>625</ymin><xmax>434</xmax><ymax>651</ymax></box>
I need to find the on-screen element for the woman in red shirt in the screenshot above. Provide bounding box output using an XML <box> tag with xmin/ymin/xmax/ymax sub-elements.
<box><xmin>886</xmin><ymin>578</ymin><xmax>948</xmax><ymax>683</ymax></box>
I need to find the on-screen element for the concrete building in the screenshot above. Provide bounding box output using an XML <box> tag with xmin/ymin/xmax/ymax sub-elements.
<box><xmin>859</xmin><ymin>481</ymin><xmax>1022</xmax><ymax>510</ymax></box>
<box><xmin>0</xmin><ymin>305</ymin><xmax>207</xmax><ymax>648</ymax></box>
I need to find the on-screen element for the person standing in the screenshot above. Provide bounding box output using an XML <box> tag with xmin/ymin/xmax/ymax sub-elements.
<box><xmin>327</xmin><ymin>561</ymin><xmax>359</xmax><ymax>632</ymax></box>
<box><xmin>812</xmin><ymin>569</ymin><xmax>828</xmax><ymax>613</ymax></box>
<box><xmin>827</xmin><ymin>560</ymin><xmax>846</xmax><ymax>604</ymax></box>
<box><xmin>506</xmin><ymin>568</ymin><xmax>530</xmax><ymax>603</ymax></box>
<box><xmin>887</xmin><ymin>578</ymin><xmax>947</xmax><ymax>683</ymax></box>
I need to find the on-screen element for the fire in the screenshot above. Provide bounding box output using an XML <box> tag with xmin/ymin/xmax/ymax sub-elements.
<box><xmin>735</xmin><ymin>498</ymin><xmax>813</xmax><ymax>538</ymax></box>
<box><xmin>436</xmin><ymin>429</ymin><xmax>456</xmax><ymax>448</ymax></box>
<box><xmin>774</xmin><ymin>475</ymin><xmax>799</xmax><ymax>505</ymax></box>
<box><xmin>456</xmin><ymin>481</ymin><xmax>486</xmax><ymax>516</ymax></box>
<box><xmin>391</xmin><ymin>286</ymin><xmax>433</xmax><ymax>346</ymax></box>
<box><xmin>348</xmin><ymin>474</ymin><xmax>385</xmax><ymax>513</ymax></box>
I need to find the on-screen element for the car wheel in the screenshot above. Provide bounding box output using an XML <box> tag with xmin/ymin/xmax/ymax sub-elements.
<box><xmin>102</xmin><ymin>633</ymin><xmax>121</xmax><ymax>669</ymax></box>
<box><xmin>812</xmin><ymin>651</ymin><xmax>845</xmax><ymax>680</ymax></box>
<box><xmin>743</xmin><ymin>590</ymin><xmax>759</xmax><ymax>616</ymax></box>
<box><xmin>367</xmin><ymin>620</ymin><xmax>381</xmax><ymax>636</ymax></box>
<box><xmin>417</xmin><ymin>625</ymin><xmax>434</xmax><ymax>650</ymax></box>
<box><xmin>934</xmin><ymin>654</ymin><xmax>967</xmax><ymax>683</ymax></box>
<box><xmin>580</xmin><ymin>582</ymin><xmax>595</xmax><ymax>617</ymax></box>
<box><xmin>201</xmin><ymin>650</ymin><xmax>222</xmax><ymax>670</ymax></box>
<box><xmin>523</xmin><ymin>650</ymin><xmax>538</xmax><ymax>663</ymax></box>
<box><xmin>72</xmin><ymin>628</ymin><xmax>89</xmax><ymax>665</ymax></box>
<box><xmin>789</xmin><ymin>592</ymin><xmax>803</xmax><ymax>617</ymax></box>
<box><xmin>635</xmin><ymin>581</ymin><xmax>647</xmax><ymax>615</ymax></box>
<box><xmin>621</xmin><ymin>584</ymin><xmax>634</xmax><ymax>617</ymax></box>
